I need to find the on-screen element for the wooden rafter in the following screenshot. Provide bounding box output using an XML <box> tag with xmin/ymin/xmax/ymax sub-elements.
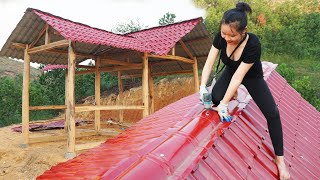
<box><xmin>29</xmin><ymin>24</ymin><xmax>48</xmax><ymax>48</ymax></box>
<box><xmin>179</xmin><ymin>40</ymin><xmax>194</xmax><ymax>59</ymax></box>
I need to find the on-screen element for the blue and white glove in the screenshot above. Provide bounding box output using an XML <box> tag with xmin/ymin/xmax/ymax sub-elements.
<box><xmin>215</xmin><ymin>101</ymin><xmax>232</xmax><ymax>122</ymax></box>
<box><xmin>199</xmin><ymin>85</ymin><xmax>208</xmax><ymax>103</ymax></box>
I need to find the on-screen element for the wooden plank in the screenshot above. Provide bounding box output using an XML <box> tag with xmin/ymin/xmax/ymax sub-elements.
<box><xmin>30</xmin><ymin>105</ymin><xmax>67</xmax><ymax>110</ymax></box>
<box><xmin>21</xmin><ymin>45</ymin><xmax>30</xmax><ymax>147</ymax></box>
<box><xmin>99</xmin><ymin>65</ymin><xmax>143</xmax><ymax>72</ymax></box>
<box><xmin>75</xmin><ymin>105</ymin><xmax>145</xmax><ymax>112</ymax></box>
<box><xmin>148</xmin><ymin>54</ymin><xmax>194</xmax><ymax>64</ymax></box>
<box><xmin>193</xmin><ymin>57</ymin><xmax>199</xmax><ymax>93</ymax></box>
<box><xmin>28</xmin><ymin>39</ymin><xmax>69</xmax><ymax>54</ymax></box>
<box><xmin>179</xmin><ymin>40</ymin><xmax>195</xmax><ymax>59</ymax></box>
<box><xmin>142</xmin><ymin>52</ymin><xmax>149</xmax><ymax>117</ymax></box>
<box><xmin>66</xmin><ymin>40</ymin><xmax>76</xmax><ymax>158</ymax></box>
<box><xmin>118</xmin><ymin>71</ymin><xmax>124</xmax><ymax>122</ymax></box>
<box><xmin>95</xmin><ymin>58</ymin><xmax>101</xmax><ymax>133</ymax></box>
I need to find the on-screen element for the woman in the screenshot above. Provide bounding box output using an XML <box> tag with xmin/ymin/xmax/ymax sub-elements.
<box><xmin>199</xmin><ymin>2</ymin><xmax>290</xmax><ymax>180</ymax></box>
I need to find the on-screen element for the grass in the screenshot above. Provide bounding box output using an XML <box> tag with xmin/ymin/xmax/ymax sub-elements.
<box><xmin>0</xmin><ymin>56</ymin><xmax>41</xmax><ymax>79</ymax></box>
<box><xmin>263</xmin><ymin>53</ymin><xmax>320</xmax><ymax>97</ymax></box>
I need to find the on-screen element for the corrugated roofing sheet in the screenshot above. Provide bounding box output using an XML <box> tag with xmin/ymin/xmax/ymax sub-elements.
<box><xmin>0</xmin><ymin>8</ymin><xmax>211</xmax><ymax>69</ymax></box>
<box><xmin>37</xmin><ymin>62</ymin><xmax>319</xmax><ymax>179</ymax></box>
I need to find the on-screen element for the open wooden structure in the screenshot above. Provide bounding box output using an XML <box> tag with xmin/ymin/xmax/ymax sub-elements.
<box><xmin>0</xmin><ymin>8</ymin><xmax>212</xmax><ymax>158</ymax></box>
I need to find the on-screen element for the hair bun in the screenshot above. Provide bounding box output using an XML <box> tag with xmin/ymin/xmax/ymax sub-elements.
<box><xmin>236</xmin><ymin>2</ymin><xmax>252</xmax><ymax>14</ymax></box>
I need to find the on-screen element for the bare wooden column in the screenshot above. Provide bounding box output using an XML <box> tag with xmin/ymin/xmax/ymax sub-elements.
<box><xmin>148</xmin><ymin>64</ymin><xmax>154</xmax><ymax>114</ymax></box>
<box><xmin>64</xmin><ymin>69</ymin><xmax>68</xmax><ymax>131</ymax></box>
<box><xmin>118</xmin><ymin>71</ymin><xmax>124</xmax><ymax>122</ymax></box>
<box><xmin>193</xmin><ymin>57</ymin><xmax>199</xmax><ymax>93</ymax></box>
<box><xmin>65</xmin><ymin>40</ymin><xmax>76</xmax><ymax>159</ymax></box>
<box><xmin>95</xmin><ymin>58</ymin><xmax>101</xmax><ymax>133</ymax></box>
<box><xmin>142</xmin><ymin>53</ymin><xmax>149</xmax><ymax>117</ymax></box>
<box><xmin>21</xmin><ymin>45</ymin><xmax>30</xmax><ymax>148</ymax></box>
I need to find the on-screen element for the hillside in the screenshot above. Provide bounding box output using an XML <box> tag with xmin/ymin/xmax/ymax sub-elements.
<box><xmin>0</xmin><ymin>56</ymin><xmax>41</xmax><ymax>79</ymax></box>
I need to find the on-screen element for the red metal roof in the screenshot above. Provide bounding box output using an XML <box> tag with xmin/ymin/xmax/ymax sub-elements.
<box><xmin>32</xmin><ymin>9</ymin><xmax>201</xmax><ymax>55</ymax></box>
<box><xmin>37</xmin><ymin>62</ymin><xmax>320</xmax><ymax>179</ymax></box>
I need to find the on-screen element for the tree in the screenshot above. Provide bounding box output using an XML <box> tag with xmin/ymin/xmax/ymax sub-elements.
<box><xmin>159</xmin><ymin>12</ymin><xmax>176</xmax><ymax>25</ymax></box>
<box><xmin>112</xmin><ymin>19</ymin><xmax>147</xmax><ymax>34</ymax></box>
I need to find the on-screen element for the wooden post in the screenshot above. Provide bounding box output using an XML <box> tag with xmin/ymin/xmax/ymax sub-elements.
<box><xmin>193</xmin><ymin>57</ymin><xmax>199</xmax><ymax>93</ymax></box>
<box><xmin>21</xmin><ymin>45</ymin><xmax>30</xmax><ymax>148</ymax></box>
<box><xmin>118</xmin><ymin>71</ymin><xmax>124</xmax><ymax>122</ymax></box>
<box><xmin>45</xmin><ymin>24</ymin><xmax>50</xmax><ymax>45</ymax></box>
<box><xmin>142</xmin><ymin>52</ymin><xmax>149</xmax><ymax>117</ymax></box>
<box><xmin>148</xmin><ymin>64</ymin><xmax>154</xmax><ymax>114</ymax></box>
<box><xmin>64</xmin><ymin>69</ymin><xmax>68</xmax><ymax>131</ymax></box>
<box><xmin>65</xmin><ymin>40</ymin><xmax>76</xmax><ymax>159</ymax></box>
<box><xmin>95</xmin><ymin>58</ymin><xmax>101</xmax><ymax>133</ymax></box>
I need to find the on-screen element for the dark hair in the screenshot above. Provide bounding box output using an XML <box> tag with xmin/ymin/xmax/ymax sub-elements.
<box><xmin>220</xmin><ymin>2</ymin><xmax>252</xmax><ymax>32</ymax></box>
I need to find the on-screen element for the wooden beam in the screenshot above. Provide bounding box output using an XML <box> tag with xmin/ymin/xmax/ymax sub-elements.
<box><xmin>45</xmin><ymin>24</ymin><xmax>50</xmax><ymax>44</ymax></box>
<box><xmin>95</xmin><ymin>58</ymin><xmax>101</xmax><ymax>133</ymax></box>
<box><xmin>120</xmin><ymin>70</ymin><xmax>194</xmax><ymax>79</ymax></box>
<box><xmin>148</xmin><ymin>64</ymin><xmax>154</xmax><ymax>114</ymax></box>
<box><xmin>142</xmin><ymin>52</ymin><xmax>149</xmax><ymax>117</ymax></box>
<box><xmin>172</xmin><ymin>45</ymin><xmax>175</xmax><ymax>56</ymax></box>
<box><xmin>99</xmin><ymin>65</ymin><xmax>143</xmax><ymax>72</ymax></box>
<box><xmin>118</xmin><ymin>71</ymin><xmax>124</xmax><ymax>122</ymax></box>
<box><xmin>75</xmin><ymin>105</ymin><xmax>145</xmax><ymax>112</ymax></box>
<box><xmin>65</xmin><ymin>40</ymin><xmax>76</xmax><ymax>159</ymax></box>
<box><xmin>148</xmin><ymin>54</ymin><xmax>195</xmax><ymax>64</ymax></box>
<box><xmin>100</xmin><ymin>58</ymin><xmax>142</xmax><ymax>66</ymax></box>
<box><xmin>64</xmin><ymin>70</ymin><xmax>68</xmax><ymax>131</ymax></box>
<box><xmin>28</xmin><ymin>40</ymin><xmax>69</xmax><ymax>54</ymax></box>
<box><xmin>75</xmin><ymin>65</ymin><xmax>143</xmax><ymax>75</ymax></box>
<box><xmin>29</xmin><ymin>25</ymin><xmax>47</xmax><ymax>48</ymax></box>
<box><xmin>193</xmin><ymin>57</ymin><xmax>200</xmax><ymax>93</ymax></box>
<box><xmin>179</xmin><ymin>40</ymin><xmax>195</xmax><ymax>59</ymax></box>
<box><xmin>30</xmin><ymin>105</ymin><xmax>66</xmax><ymax>110</ymax></box>
<box><xmin>76</xmin><ymin>65</ymin><xmax>95</xmax><ymax>69</ymax></box>
<box><xmin>21</xmin><ymin>45</ymin><xmax>30</xmax><ymax>148</ymax></box>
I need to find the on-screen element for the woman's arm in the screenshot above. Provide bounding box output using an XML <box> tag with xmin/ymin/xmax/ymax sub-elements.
<box><xmin>200</xmin><ymin>45</ymin><xmax>220</xmax><ymax>86</ymax></box>
<box><xmin>221</xmin><ymin>62</ymin><xmax>253</xmax><ymax>104</ymax></box>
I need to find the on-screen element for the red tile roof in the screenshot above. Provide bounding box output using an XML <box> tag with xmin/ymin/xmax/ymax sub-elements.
<box><xmin>37</xmin><ymin>62</ymin><xmax>320</xmax><ymax>179</ymax></box>
<box><xmin>33</xmin><ymin>9</ymin><xmax>201</xmax><ymax>55</ymax></box>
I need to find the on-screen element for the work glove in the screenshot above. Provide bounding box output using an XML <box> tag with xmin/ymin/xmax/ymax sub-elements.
<box><xmin>214</xmin><ymin>101</ymin><xmax>232</xmax><ymax>122</ymax></box>
<box><xmin>199</xmin><ymin>85</ymin><xmax>208</xmax><ymax>103</ymax></box>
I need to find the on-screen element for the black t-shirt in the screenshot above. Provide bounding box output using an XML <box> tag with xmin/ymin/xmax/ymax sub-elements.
<box><xmin>212</xmin><ymin>32</ymin><xmax>263</xmax><ymax>79</ymax></box>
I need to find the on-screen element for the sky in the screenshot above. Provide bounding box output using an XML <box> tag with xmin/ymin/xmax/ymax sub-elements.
<box><xmin>0</xmin><ymin>0</ymin><xmax>206</xmax><ymax>49</ymax></box>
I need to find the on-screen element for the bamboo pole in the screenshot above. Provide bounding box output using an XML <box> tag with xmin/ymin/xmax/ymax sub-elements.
<box><xmin>95</xmin><ymin>58</ymin><xmax>101</xmax><ymax>133</ymax></box>
<box><xmin>142</xmin><ymin>52</ymin><xmax>149</xmax><ymax>117</ymax></box>
<box><xmin>193</xmin><ymin>57</ymin><xmax>199</xmax><ymax>93</ymax></box>
<box><xmin>118</xmin><ymin>71</ymin><xmax>124</xmax><ymax>122</ymax></box>
<box><xmin>21</xmin><ymin>45</ymin><xmax>30</xmax><ymax>148</ymax></box>
<box><xmin>65</xmin><ymin>40</ymin><xmax>76</xmax><ymax>159</ymax></box>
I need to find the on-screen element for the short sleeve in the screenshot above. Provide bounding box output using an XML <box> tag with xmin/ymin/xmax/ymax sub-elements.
<box><xmin>242</xmin><ymin>36</ymin><xmax>261</xmax><ymax>64</ymax></box>
<box><xmin>212</xmin><ymin>32</ymin><xmax>222</xmax><ymax>49</ymax></box>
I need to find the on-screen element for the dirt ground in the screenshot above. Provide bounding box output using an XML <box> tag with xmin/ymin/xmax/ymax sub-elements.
<box><xmin>0</xmin><ymin>77</ymin><xmax>195</xmax><ymax>180</ymax></box>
